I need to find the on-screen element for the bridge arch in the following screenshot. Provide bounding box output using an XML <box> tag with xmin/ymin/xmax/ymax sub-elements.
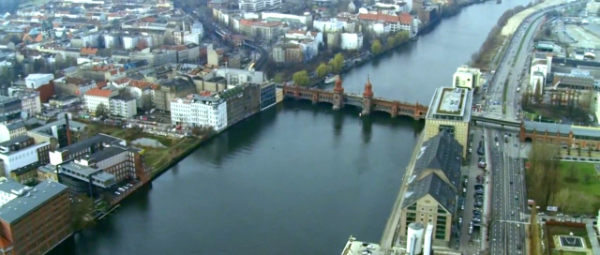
<box><xmin>524</xmin><ymin>137</ymin><xmax>533</xmax><ymax>143</ymax></box>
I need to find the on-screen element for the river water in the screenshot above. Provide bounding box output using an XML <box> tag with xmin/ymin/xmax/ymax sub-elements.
<box><xmin>50</xmin><ymin>1</ymin><xmax>527</xmax><ymax>254</ymax></box>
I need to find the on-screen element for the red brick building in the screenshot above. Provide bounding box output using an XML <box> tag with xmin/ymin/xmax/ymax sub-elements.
<box><xmin>0</xmin><ymin>180</ymin><xmax>73</xmax><ymax>255</ymax></box>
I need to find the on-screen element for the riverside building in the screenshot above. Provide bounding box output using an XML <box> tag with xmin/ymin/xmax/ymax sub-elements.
<box><xmin>424</xmin><ymin>87</ymin><xmax>473</xmax><ymax>158</ymax></box>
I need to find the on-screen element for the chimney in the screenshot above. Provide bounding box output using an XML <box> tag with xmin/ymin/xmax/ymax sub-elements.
<box><xmin>64</xmin><ymin>113</ymin><xmax>72</xmax><ymax>146</ymax></box>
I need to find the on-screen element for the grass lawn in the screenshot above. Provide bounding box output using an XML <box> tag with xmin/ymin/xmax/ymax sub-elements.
<box><xmin>81</xmin><ymin>121</ymin><xmax>202</xmax><ymax>175</ymax></box>
<box><xmin>555</xmin><ymin>161</ymin><xmax>600</xmax><ymax>214</ymax></box>
<box><xmin>547</xmin><ymin>225</ymin><xmax>592</xmax><ymax>250</ymax></box>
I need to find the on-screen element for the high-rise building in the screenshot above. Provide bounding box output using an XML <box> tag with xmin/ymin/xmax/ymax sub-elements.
<box><xmin>424</xmin><ymin>87</ymin><xmax>473</xmax><ymax>158</ymax></box>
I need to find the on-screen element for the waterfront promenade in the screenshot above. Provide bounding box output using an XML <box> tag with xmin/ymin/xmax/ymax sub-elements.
<box><xmin>380</xmin><ymin>132</ymin><xmax>425</xmax><ymax>249</ymax></box>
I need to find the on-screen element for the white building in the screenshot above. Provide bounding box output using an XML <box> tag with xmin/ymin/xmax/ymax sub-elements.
<box><xmin>313</xmin><ymin>19</ymin><xmax>350</xmax><ymax>32</ymax></box>
<box><xmin>122</xmin><ymin>34</ymin><xmax>140</xmax><ymax>50</ymax></box>
<box><xmin>261</xmin><ymin>12</ymin><xmax>309</xmax><ymax>26</ymax></box>
<box><xmin>530</xmin><ymin>53</ymin><xmax>552</xmax><ymax>89</ymax></box>
<box><xmin>239</xmin><ymin>0</ymin><xmax>282</xmax><ymax>12</ymax></box>
<box><xmin>170</xmin><ymin>94</ymin><xmax>228</xmax><ymax>131</ymax></box>
<box><xmin>0</xmin><ymin>122</ymin><xmax>26</xmax><ymax>143</ymax></box>
<box><xmin>212</xmin><ymin>68</ymin><xmax>265</xmax><ymax>86</ymax></box>
<box><xmin>24</xmin><ymin>73</ymin><xmax>54</xmax><ymax>89</ymax></box>
<box><xmin>0</xmin><ymin>137</ymin><xmax>49</xmax><ymax>177</ymax></box>
<box><xmin>8</xmin><ymin>89</ymin><xmax>41</xmax><ymax>118</ymax></box>
<box><xmin>84</xmin><ymin>88</ymin><xmax>118</xmax><ymax>116</ymax></box>
<box><xmin>341</xmin><ymin>33</ymin><xmax>364</xmax><ymax>50</ymax></box>
<box><xmin>109</xmin><ymin>96</ymin><xmax>137</xmax><ymax>118</ymax></box>
<box><xmin>127</xmin><ymin>80</ymin><xmax>157</xmax><ymax>110</ymax></box>
<box><xmin>452</xmin><ymin>65</ymin><xmax>482</xmax><ymax>90</ymax></box>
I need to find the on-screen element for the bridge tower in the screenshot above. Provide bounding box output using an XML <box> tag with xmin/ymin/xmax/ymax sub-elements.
<box><xmin>362</xmin><ymin>76</ymin><xmax>374</xmax><ymax>116</ymax></box>
<box><xmin>332</xmin><ymin>76</ymin><xmax>345</xmax><ymax>110</ymax></box>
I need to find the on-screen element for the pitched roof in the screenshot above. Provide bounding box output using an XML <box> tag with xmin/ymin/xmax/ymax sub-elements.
<box><xmin>402</xmin><ymin>173</ymin><xmax>457</xmax><ymax>213</ymax></box>
<box><xmin>80</xmin><ymin>47</ymin><xmax>98</xmax><ymax>55</ymax></box>
<box><xmin>358</xmin><ymin>13</ymin><xmax>412</xmax><ymax>24</ymax></box>
<box><xmin>413</xmin><ymin>132</ymin><xmax>463</xmax><ymax>190</ymax></box>
<box><xmin>85</xmin><ymin>88</ymin><xmax>112</xmax><ymax>98</ymax></box>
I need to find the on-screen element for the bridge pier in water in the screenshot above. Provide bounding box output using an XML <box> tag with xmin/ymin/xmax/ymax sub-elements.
<box><xmin>281</xmin><ymin>76</ymin><xmax>429</xmax><ymax>120</ymax></box>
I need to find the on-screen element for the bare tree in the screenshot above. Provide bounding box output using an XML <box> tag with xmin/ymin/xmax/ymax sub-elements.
<box><xmin>526</xmin><ymin>142</ymin><xmax>561</xmax><ymax>208</ymax></box>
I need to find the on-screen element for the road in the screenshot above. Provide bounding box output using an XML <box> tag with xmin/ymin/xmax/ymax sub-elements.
<box><xmin>487</xmin><ymin>130</ymin><xmax>527</xmax><ymax>255</ymax></box>
<box><xmin>188</xmin><ymin>11</ymin><xmax>269</xmax><ymax>71</ymax></box>
<box><xmin>480</xmin><ymin>10</ymin><xmax>546</xmax><ymax>255</ymax></box>
<box><xmin>481</xmin><ymin>13</ymin><xmax>546</xmax><ymax>120</ymax></box>
<box><xmin>481</xmin><ymin>3</ymin><xmax>581</xmax><ymax>254</ymax></box>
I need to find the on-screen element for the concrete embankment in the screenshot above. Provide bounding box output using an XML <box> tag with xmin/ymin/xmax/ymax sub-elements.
<box><xmin>380</xmin><ymin>132</ymin><xmax>425</xmax><ymax>249</ymax></box>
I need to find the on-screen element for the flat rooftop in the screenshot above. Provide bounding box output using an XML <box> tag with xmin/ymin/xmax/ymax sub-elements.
<box><xmin>0</xmin><ymin>180</ymin><xmax>67</xmax><ymax>224</ymax></box>
<box><xmin>426</xmin><ymin>87</ymin><xmax>472</xmax><ymax>122</ymax></box>
<box><xmin>340</xmin><ymin>238</ymin><xmax>404</xmax><ymax>255</ymax></box>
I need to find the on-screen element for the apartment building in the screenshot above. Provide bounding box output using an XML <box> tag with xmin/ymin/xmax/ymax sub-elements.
<box><xmin>84</xmin><ymin>88</ymin><xmax>118</xmax><ymax>116</ymax></box>
<box><xmin>399</xmin><ymin>132</ymin><xmax>462</xmax><ymax>245</ymax></box>
<box><xmin>218</xmin><ymin>83</ymin><xmax>262</xmax><ymax>127</ymax></box>
<box><xmin>0</xmin><ymin>96</ymin><xmax>22</xmax><ymax>123</ymax></box>
<box><xmin>239</xmin><ymin>0</ymin><xmax>282</xmax><ymax>12</ymax></box>
<box><xmin>0</xmin><ymin>180</ymin><xmax>73</xmax><ymax>255</ymax></box>
<box><xmin>54</xmin><ymin>77</ymin><xmax>97</xmax><ymax>97</ymax></box>
<box><xmin>154</xmin><ymin>78</ymin><xmax>197</xmax><ymax>112</ymax></box>
<box><xmin>0</xmin><ymin>122</ymin><xmax>27</xmax><ymax>143</ymax></box>
<box><xmin>170</xmin><ymin>93</ymin><xmax>228</xmax><ymax>131</ymax></box>
<box><xmin>109</xmin><ymin>96</ymin><xmax>137</xmax><ymax>118</ymax></box>
<box><xmin>0</xmin><ymin>136</ymin><xmax>50</xmax><ymax>180</ymax></box>
<box><xmin>357</xmin><ymin>12</ymin><xmax>418</xmax><ymax>37</ymax></box>
<box><xmin>8</xmin><ymin>89</ymin><xmax>42</xmax><ymax>118</ymax></box>
<box><xmin>239</xmin><ymin>19</ymin><xmax>283</xmax><ymax>41</ymax></box>
<box><xmin>127</xmin><ymin>80</ymin><xmax>158</xmax><ymax>110</ymax></box>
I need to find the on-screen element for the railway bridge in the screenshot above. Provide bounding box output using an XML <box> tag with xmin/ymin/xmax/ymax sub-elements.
<box><xmin>281</xmin><ymin>77</ymin><xmax>429</xmax><ymax>120</ymax></box>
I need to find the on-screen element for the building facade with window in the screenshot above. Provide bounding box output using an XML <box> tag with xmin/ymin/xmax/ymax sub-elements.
<box><xmin>424</xmin><ymin>87</ymin><xmax>473</xmax><ymax>158</ymax></box>
<box><xmin>399</xmin><ymin>132</ymin><xmax>462</xmax><ymax>246</ymax></box>
<box><xmin>170</xmin><ymin>93</ymin><xmax>228</xmax><ymax>131</ymax></box>
<box><xmin>0</xmin><ymin>180</ymin><xmax>73</xmax><ymax>255</ymax></box>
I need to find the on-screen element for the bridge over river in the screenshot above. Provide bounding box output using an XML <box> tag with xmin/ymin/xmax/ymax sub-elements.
<box><xmin>282</xmin><ymin>77</ymin><xmax>429</xmax><ymax>120</ymax></box>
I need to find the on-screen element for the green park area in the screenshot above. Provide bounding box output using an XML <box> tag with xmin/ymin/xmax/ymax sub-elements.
<box><xmin>82</xmin><ymin>121</ymin><xmax>204</xmax><ymax>176</ymax></box>
<box><xmin>556</xmin><ymin>161</ymin><xmax>600</xmax><ymax>214</ymax></box>
<box><xmin>526</xmin><ymin>143</ymin><xmax>600</xmax><ymax>214</ymax></box>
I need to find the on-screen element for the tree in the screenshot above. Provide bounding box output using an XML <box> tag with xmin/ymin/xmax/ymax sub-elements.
<box><xmin>395</xmin><ymin>31</ymin><xmax>410</xmax><ymax>44</ymax></box>
<box><xmin>577</xmin><ymin>145</ymin><xmax>582</xmax><ymax>156</ymax></box>
<box><xmin>526</xmin><ymin>142</ymin><xmax>561</xmax><ymax>208</ymax></box>
<box><xmin>273</xmin><ymin>73</ymin><xmax>285</xmax><ymax>84</ymax></box>
<box><xmin>316</xmin><ymin>63</ymin><xmax>329</xmax><ymax>78</ymax></box>
<box><xmin>588</xmin><ymin>147</ymin><xmax>592</xmax><ymax>157</ymax></box>
<box><xmin>371</xmin><ymin>40</ymin><xmax>382</xmax><ymax>55</ymax></box>
<box><xmin>534</xmin><ymin>80</ymin><xmax>543</xmax><ymax>106</ymax></box>
<box><xmin>72</xmin><ymin>195</ymin><xmax>95</xmax><ymax>231</ymax></box>
<box><xmin>292</xmin><ymin>70</ymin><xmax>310</xmax><ymax>86</ymax></box>
<box><xmin>330</xmin><ymin>53</ymin><xmax>344</xmax><ymax>73</ymax></box>
<box><xmin>95</xmin><ymin>103</ymin><xmax>108</xmax><ymax>117</ymax></box>
<box><xmin>386</xmin><ymin>36</ymin><xmax>396</xmax><ymax>49</ymax></box>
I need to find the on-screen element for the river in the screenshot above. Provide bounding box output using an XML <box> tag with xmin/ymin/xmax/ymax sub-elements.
<box><xmin>50</xmin><ymin>1</ymin><xmax>528</xmax><ymax>254</ymax></box>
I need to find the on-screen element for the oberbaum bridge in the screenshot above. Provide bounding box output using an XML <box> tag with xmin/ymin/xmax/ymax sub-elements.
<box><xmin>282</xmin><ymin>77</ymin><xmax>429</xmax><ymax>119</ymax></box>
<box><xmin>281</xmin><ymin>76</ymin><xmax>520</xmax><ymax>128</ymax></box>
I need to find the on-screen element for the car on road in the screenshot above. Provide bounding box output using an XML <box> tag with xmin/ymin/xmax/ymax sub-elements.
<box><xmin>474</xmin><ymin>184</ymin><xmax>484</xmax><ymax>190</ymax></box>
